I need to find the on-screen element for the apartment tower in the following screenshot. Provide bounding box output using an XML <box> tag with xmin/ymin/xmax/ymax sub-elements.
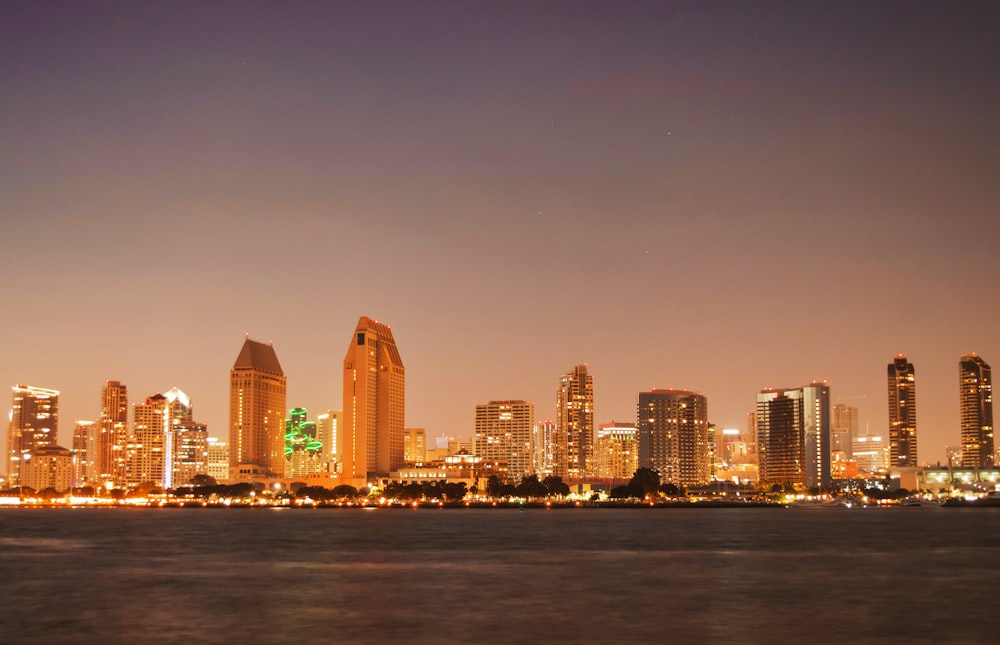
<box><xmin>474</xmin><ymin>401</ymin><xmax>534</xmax><ymax>479</ymax></box>
<box><xmin>637</xmin><ymin>389</ymin><xmax>710</xmax><ymax>487</ymax></box>
<box><xmin>757</xmin><ymin>383</ymin><xmax>831</xmax><ymax>489</ymax></box>
<box><xmin>556</xmin><ymin>364</ymin><xmax>594</xmax><ymax>479</ymax></box>
<box><xmin>7</xmin><ymin>385</ymin><xmax>60</xmax><ymax>486</ymax></box>
<box><xmin>959</xmin><ymin>354</ymin><xmax>994</xmax><ymax>468</ymax></box>
<box><xmin>99</xmin><ymin>380</ymin><xmax>128</xmax><ymax>486</ymax></box>
<box><xmin>887</xmin><ymin>355</ymin><xmax>918</xmax><ymax>467</ymax></box>
<box><xmin>230</xmin><ymin>338</ymin><xmax>287</xmax><ymax>478</ymax></box>
<box><xmin>341</xmin><ymin>317</ymin><xmax>405</xmax><ymax>481</ymax></box>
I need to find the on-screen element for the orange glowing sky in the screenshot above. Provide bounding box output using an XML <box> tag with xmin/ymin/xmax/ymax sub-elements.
<box><xmin>1</xmin><ymin>1</ymin><xmax>998</xmax><ymax>467</ymax></box>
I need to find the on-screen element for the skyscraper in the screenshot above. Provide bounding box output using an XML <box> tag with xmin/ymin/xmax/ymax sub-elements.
<box><xmin>7</xmin><ymin>385</ymin><xmax>59</xmax><ymax>487</ymax></box>
<box><xmin>72</xmin><ymin>420</ymin><xmax>99</xmax><ymax>487</ymax></box>
<box><xmin>757</xmin><ymin>383</ymin><xmax>831</xmax><ymax>489</ymax></box>
<box><xmin>474</xmin><ymin>400</ymin><xmax>534</xmax><ymax>479</ymax></box>
<box><xmin>556</xmin><ymin>364</ymin><xmax>594</xmax><ymax>479</ymax></box>
<box><xmin>341</xmin><ymin>317</ymin><xmax>405</xmax><ymax>481</ymax></box>
<box><xmin>99</xmin><ymin>380</ymin><xmax>128</xmax><ymax>486</ymax></box>
<box><xmin>959</xmin><ymin>353</ymin><xmax>993</xmax><ymax>468</ymax></box>
<box><xmin>315</xmin><ymin>410</ymin><xmax>341</xmax><ymax>469</ymax></box>
<box><xmin>533</xmin><ymin>420</ymin><xmax>556</xmax><ymax>477</ymax></box>
<box><xmin>594</xmin><ymin>422</ymin><xmax>639</xmax><ymax>480</ymax></box>
<box><xmin>830</xmin><ymin>403</ymin><xmax>858</xmax><ymax>459</ymax></box>
<box><xmin>887</xmin><ymin>355</ymin><xmax>917</xmax><ymax>467</ymax></box>
<box><xmin>637</xmin><ymin>389</ymin><xmax>710</xmax><ymax>487</ymax></box>
<box><xmin>403</xmin><ymin>427</ymin><xmax>426</xmax><ymax>464</ymax></box>
<box><xmin>230</xmin><ymin>338</ymin><xmax>287</xmax><ymax>478</ymax></box>
<box><xmin>129</xmin><ymin>388</ymin><xmax>206</xmax><ymax>489</ymax></box>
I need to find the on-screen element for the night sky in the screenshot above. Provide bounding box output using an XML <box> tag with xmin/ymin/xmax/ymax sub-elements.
<box><xmin>2</xmin><ymin>1</ymin><xmax>998</xmax><ymax>467</ymax></box>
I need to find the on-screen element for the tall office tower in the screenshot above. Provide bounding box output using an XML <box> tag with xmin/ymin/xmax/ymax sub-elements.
<box><xmin>830</xmin><ymin>403</ymin><xmax>858</xmax><ymax>459</ymax></box>
<box><xmin>315</xmin><ymin>410</ymin><xmax>341</xmax><ymax>468</ymax></box>
<box><xmin>71</xmin><ymin>420</ymin><xmax>99</xmax><ymax>487</ymax></box>
<box><xmin>7</xmin><ymin>385</ymin><xmax>59</xmax><ymax>486</ymax></box>
<box><xmin>341</xmin><ymin>317</ymin><xmax>405</xmax><ymax>480</ymax></box>
<box><xmin>205</xmin><ymin>438</ymin><xmax>229</xmax><ymax>482</ymax></box>
<box><xmin>757</xmin><ymin>383</ymin><xmax>831</xmax><ymax>489</ymax></box>
<box><xmin>637</xmin><ymin>389</ymin><xmax>710</xmax><ymax>487</ymax></box>
<box><xmin>403</xmin><ymin>427</ymin><xmax>426</xmax><ymax>464</ymax></box>
<box><xmin>284</xmin><ymin>408</ymin><xmax>322</xmax><ymax>478</ymax></box>
<box><xmin>959</xmin><ymin>353</ymin><xmax>994</xmax><ymax>468</ymax></box>
<box><xmin>888</xmin><ymin>355</ymin><xmax>918</xmax><ymax>467</ymax></box>
<box><xmin>594</xmin><ymin>422</ymin><xmax>639</xmax><ymax>479</ymax></box>
<box><xmin>230</xmin><ymin>338</ymin><xmax>287</xmax><ymax>477</ymax></box>
<box><xmin>99</xmin><ymin>380</ymin><xmax>129</xmax><ymax>486</ymax></box>
<box><xmin>474</xmin><ymin>400</ymin><xmax>534</xmax><ymax>479</ymax></box>
<box><xmin>533</xmin><ymin>420</ymin><xmax>556</xmax><ymax>476</ymax></box>
<box><xmin>556</xmin><ymin>364</ymin><xmax>594</xmax><ymax>479</ymax></box>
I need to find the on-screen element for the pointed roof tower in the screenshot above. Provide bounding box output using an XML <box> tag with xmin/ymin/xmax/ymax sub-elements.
<box><xmin>233</xmin><ymin>338</ymin><xmax>284</xmax><ymax>375</ymax></box>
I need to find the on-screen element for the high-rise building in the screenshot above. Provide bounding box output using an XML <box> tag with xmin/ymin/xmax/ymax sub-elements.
<box><xmin>230</xmin><ymin>338</ymin><xmax>287</xmax><ymax>478</ymax></box>
<box><xmin>129</xmin><ymin>388</ymin><xmax>207</xmax><ymax>489</ymax></box>
<box><xmin>888</xmin><ymin>355</ymin><xmax>918</xmax><ymax>467</ymax></box>
<box><xmin>99</xmin><ymin>380</ymin><xmax>128</xmax><ymax>486</ymax></box>
<box><xmin>757</xmin><ymin>383</ymin><xmax>831</xmax><ymax>489</ymax></box>
<box><xmin>556</xmin><ymin>364</ymin><xmax>594</xmax><ymax>478</ymax></box>
<box><xmin>7</xmin><ymin>385</ymin><xmax>59</xmax><ymax>487</ymax></box>
<box><xmin>594</xmin><ymin>422</ymin><xmax>639</xmax><ymax>480</ymax></box>
<box><xmin>71</xmin><ymin>420</ymin><xmax>99</xmax><ymax>487</ymax></box>
<box><xmin>830</xmin><ymin>403</ymin><xmax>858</xmax><ymax>459</ymax></box>
<box><xmin>341</xmin><ymin>317</ymin><xmax>405</xmax><ymax>481</ymax></box>
<box><xmin>637</xmin><ymin>389</ymin><xmax>710</xmax><ymax>487</ymax></box>
<box><xmin>315</xmin><ymin>410</ymin><xmax>341</xmax><ymax>469</ymax></box>
<box><xmin>474</xmin><ymin>401</ymin><xmax>534</xmax><ymax>479</ymax></box>
<box><xmin>852</xmin><ymin>434</ymin><xmax>889</xmax><ymax>475</ymax></box>
<box><xmin>206</xmin><ymin>438</ymin><xmax>229</xmax><ymax>482</ymax></box>
<box><xmin>533</xmin><ymin>420</ymin><xmax>556</xmax><ymax>477</ymax></box>
<box><xmin>403</xmin><ymin>427</ymin><xmax>426</xmax><ymax>464</ymax></box>
<box><xmin>284</xmin><ymin>408</ymin><xmax>323</xmax><ymax>478</ymax></box>
<box><xmin>959</xmin><ymin>353</ymin><xmax>993</xmax><ymax>468</ymax></box>
<box><xmin>22</xmin><ymin>445</ymin><xmax>72</xmax><ymax>493</ymax></box>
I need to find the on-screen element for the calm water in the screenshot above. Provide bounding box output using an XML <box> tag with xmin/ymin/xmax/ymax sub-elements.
<box><xmin>1</xmin><ymin>506</ymin><xmax>998</xmax><ymax>643</ymax></box>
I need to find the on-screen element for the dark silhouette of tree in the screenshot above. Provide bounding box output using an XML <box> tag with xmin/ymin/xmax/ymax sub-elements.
<box><xmin>486</xmin><ymin>475</ymin><xmax>504</xmax><ymax>498</ymax></box>
<box><xmin>542</xmin><ymin>475</ymin><xmax>570</xmax><ymax>497</ymax></box>
<box><xmin>331</xmin><ymin>484</ymin><xmax>360</xmax><ymax>499</ymax></box>
<box><xmin>658</xmin><ymin>482</ymin><xmax>679</xmax><ymax>497</ymax></box>
<box><xmin>627</xmin><ymin>468</ymin><xmax>660</xmax><ymax>499</ymax></box>
<box><xmin>609</xmin><ymin>485</ymin><xmax>631</xmax><ymax>499</ymax></box>
<box><xmin>189</xmin><ymin>474</ymin><xmax>217</xmax><ymax>487</ymax></box>
<box><xmin>515</xmin><ymin>474</ymin><xmax>548</xmax><ymax>499</ymax></box>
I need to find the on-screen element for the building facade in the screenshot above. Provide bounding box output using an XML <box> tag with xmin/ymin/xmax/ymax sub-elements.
<box><xmin>594</xmin><ymin>422</ymin><xmax>639</xmax><ymax>480</ymax></box>
<box><xmin>230</xmin><ymin>338</ymin><xmax>287</xmax><ymax>478</ymax></box>
<box><xmin>284</xmin><ymin>408</ymin><xmax>323</xmax><ymax>478</ymax></box>
<box><xmin>474</xmin><ymin>400</ymin><xmax>534</xmax><ymax>480</ymax></box>
<box><xmin>99</xmin><ymin>380</ymin><xmax>128</xmax><ymax>486</ymax></box>
<box><xmin>888</xmin><ymin>355</ymin><xmax>918</xmax><ymax>467</ymax></box>
<box><xmin>7</xmin><ymin>385</ymin><xmax>59</xmax><ymax>487</ymax></box>
<box><xmin>22</xmin><ymin>445</ymin><xmax>72</xmax><ymax>493</ymax></box>
<box><xmin>533</xmin><ymin>420</ymin><xmax>556</xmax><ymax>477</ymax></box>
<box><xmin>756</xmin><ymin>383</ymin><xmax>831</xmax><ymax>489</ymax></box>
<box><xmin>556</xmin><ymin>364</ymin><xmax>594</xmax><ymax>478</ymax></box>
<box><xmin>71</xmin><ymin>420</ymin><xmax>99</xmax><ymax>487</ymax></box>
<box><xmin>341</xmin><ymin>317</ymin><xmax>405</xmax><ymax>481</ymax></box>
<box><xmin>637</xmin><ymin>389</ymin><xmax>710</xmax><ymax>487</ymax></box>
<box><xmin>315</xmin><ymin>410</ymin><xmax>341</xmax><ymax>470</ymax></box>
<box><xmin>403</xmin><ymin>427</ymin><xmax>426</xmax><ymax>464</ymax></box>
<box><xmin>959</xmin><ymin>353</ymin><xmax>994</xmax><ymax>468</ymax></box>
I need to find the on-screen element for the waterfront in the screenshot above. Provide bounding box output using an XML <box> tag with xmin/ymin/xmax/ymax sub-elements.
<box><xmin>2</xmin><ymin>507</ymin><xmax>998</xmax><ymax>643</ymax></box>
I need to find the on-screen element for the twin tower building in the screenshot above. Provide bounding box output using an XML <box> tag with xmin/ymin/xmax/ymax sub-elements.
<box><xmin>230</xmin><ymin>316</ymin><xmax>403</xmax><ymax>484</ymax></box>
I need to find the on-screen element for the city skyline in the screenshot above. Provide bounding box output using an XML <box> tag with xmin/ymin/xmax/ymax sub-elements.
<box><xmin>1</xmin><ymin>2</ymin><xmax>998</xmax><ymax>466</ymax></box>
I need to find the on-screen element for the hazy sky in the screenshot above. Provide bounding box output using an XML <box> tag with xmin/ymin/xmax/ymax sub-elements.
<box><xmin>2</xmin><ymin>1</ymin><xmax>998</xmax><ymax>469</ymax></box>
